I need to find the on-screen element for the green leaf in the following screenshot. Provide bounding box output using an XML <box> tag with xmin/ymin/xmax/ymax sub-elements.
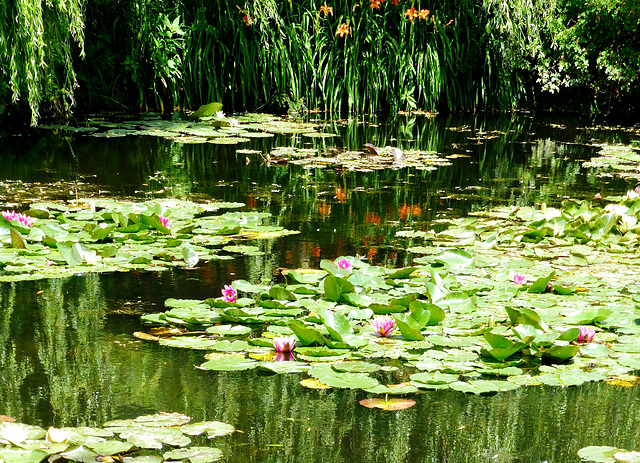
<box><xmin>190</xmin><ymin>102</ymin><xmax>223</xmax><ymax>120</ymax></box>
<box><xmin>268</xmin><ymin>286</ymin><xmax>297</xmax><ymax>301</ymax></box>
<box><xmin>323</xmin><ymin>275</ymin><xmax>355</xmax><ymax>302</ymax></box>
<box><xmin>387</xmin><ymin>267</ymin><xmax>418</xmax><ymax>279</ymax></box>
<box><xmin>287</xmin><ymin>320</ymin><xmax>326</xmax><ymax>346</ymax></box>
<box><xmin>576</xmin><ymin>446</ymin><xmax>619</xmax><ymax>463</ymax></box>
<box><xmin>527</xmin><ymin>271</ymin><xmax>555</xmax><ymax>293</ymax></box>
<box><xmin>0</xmin><ymin>449</ymin><xmax>49</xmax><ymax>463</ymax></box>
<box><xmin>393</xmin><ymin>314</ymin><xmax>425</xmax><ymax>341</ymax></box>
<box><xmin>182</xmin><ymin>246</ymin><xmax>199</xmax><ymax>268</ymax></box>
<box><xmin>434</xmin><ymin>249</ymin><xmax>474</xmax><ymax>268</ymax></box>
<box><xmin>10</xmin><ymin>228</ymin><xmax>27</xmax><ymax>249</ymax></box>
<box><xmin>410</xmin><ymin>300</ymin><xmax>445</xmax><ymax>327</ymax></box>
<box><xmin>542</xmin><ymin>344</ymin><xmax>580</xmax><ymax>363</ymax></box>
<box><xmin>317</xmin><ymin>308</ymin><xmax>353</xmax><ymax>341</ymax></box>
<box><xmin>163</xmin><ymin>447</ymin><xmax>223</xmax><ymax>463</ymax></box>
<box><xmin>180</xmin><ymin>421</ymin><xmax>235</xmax><ymax>438</ymax></box>
<box><xmin>198</xmin><ymin>358</ymin><xmax>258</xmax><ymax>371</ymax></box>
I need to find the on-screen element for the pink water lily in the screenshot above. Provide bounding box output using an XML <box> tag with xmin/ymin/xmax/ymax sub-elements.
<box><xmin>158</xmin><ymin>215</ymin><xmax>172</xmax><ymax>228</ymax></box>
<box><xmin>273</xmin><ymin>335</ymin><xmax>296</xmax><ymax>352</ymax></box>
<box><xmin>2</xmin><ymin>210</ymin><xmax>34</xmax><ymax>227</ymax></box>
<box><xmin>371</xmin><ymin>315</ymin><xmax>396</xmax><ymax>337</ymax></box>
<box><xmin>577</xmin><ymin>326</ymin><xmax>595</xmax><ymax>343</ymax></box>
<box><xmin>512</xmin><ymin>273</ymin><xmax>525</xmax><ymax>284</ymax></box>
<box><xmin>335</xmin><ymin>257</ymin><xmax>352</xmax><ymax>270</ymax></box>
<box><xmin>221</xmin><ymin>285</ymin><xmax>237</xmax><ymax>302</ymax></box>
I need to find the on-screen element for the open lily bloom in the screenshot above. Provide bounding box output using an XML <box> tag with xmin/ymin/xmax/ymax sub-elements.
<box><xmin>2</xmin><ymin>210</ymin><xmax>34</xmax><ymax>227</ymax></box>
<box><xmin>221</xmin><ymin>285</ymin><xmax>237</xmax><ymax>302</ymax></box>
<box><xmin>273</xmin><ymin>335</ymin><xmax>296</xmax><ymax>352</ymax></box>
<box><xmin>371</xmin><ymin>315</ymin><xmax>396</xmax><ymax>337</ymax></box>
<box><xmin>158</xmin><ymin>215</ymin><xmax>172</xmax><ymax>228</ymax></box>
<box><xmin>335</xmin><ymin>257</ymin><xmax>352</xmax><ymax>270</ymax></box>
<box><xmin>512</xmin><ymin>273</ymin><xmax>526</xmax><ymax>284</ymax></box>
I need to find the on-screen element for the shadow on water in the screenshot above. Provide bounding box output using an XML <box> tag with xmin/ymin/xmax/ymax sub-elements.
<box><xmin>1</xmin><ymin>113</ymin><xmax>639</xmax><ymax>462</ymax></box>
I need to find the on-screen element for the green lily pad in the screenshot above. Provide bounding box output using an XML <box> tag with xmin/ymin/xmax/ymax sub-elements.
<box><xmin>179</xmin><ymin>422</ymin><xmax>234</xmax><ymax>438</ymax></box>
<box><xmin>163</xmin><ymin>447</ymin><xmax>223</xmax><ymax>463</ymax></box>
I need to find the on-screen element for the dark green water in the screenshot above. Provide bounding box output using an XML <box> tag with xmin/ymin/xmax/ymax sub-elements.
<box><xmin>1</xmin><ymin>113</ymin><xmax>639</xmax><ymax>462</ymax></box>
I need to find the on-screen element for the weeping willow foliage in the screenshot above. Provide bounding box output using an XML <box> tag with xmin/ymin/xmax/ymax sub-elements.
<box><xmin>0</xmin><ymin>0</ymin><xmax>86</xmax><ymax>125</ymax></box>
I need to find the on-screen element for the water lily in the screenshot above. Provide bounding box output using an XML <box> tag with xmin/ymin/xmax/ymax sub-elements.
<box><xmin>335</xmin><ymin>257</ymin><xmax>352</xmax><ymax>270</ymax></box>
<box><xmin>273</xmin><ymin>335</ymin><xmax>296</xmax><ymax>352</ymax></box>
<box><xmin>621</xmin><ymin>214</ymin><xmax>637</xmax><ymax>228</ymax></box>
<box><xmin>577</xmin><ymin>326</ymin><xmax>595</xmax><ymax>343</ymax></box>
<box><xmin>371</xmin><ymin>315</ymin><xmax>396</xmax><ymax>337</ymax></box>
<box><xmin>2</xmin><ymin>210</ymin><xmax>34</xmax><ymax>227</ymax></box>
<box><xmin>158</xmin><ymin>215</ymin><xmax>172</xmax><ymax>228</ymax></box>
<box><xmin>221</xmin><ymin>285</ymin><xmax>237</xmax><ymax>302</ymax></box>
<box><xmin>46</xmin><ymin>427</ymin><xmax>69</xmax><ymax>443</ymax></box>
<box><xmin>512</xmin><ymin>273</ymin><xmax>526</xmax><ymax>284</ymax></box>
<box><xmin>604</xmin><ymin>203</ymin><xmax>628</xmax><ymax>216</ymax></box>
<box><xmin>0</xmin><ymin>422</ymin><xmax>29</xmax><ymax>445</ymax></box>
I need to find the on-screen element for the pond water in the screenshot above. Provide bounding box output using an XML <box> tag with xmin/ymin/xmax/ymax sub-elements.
<box><xmin>1</xmin><ymin>113</ymin><xmax>639</xmax><ymax>462</ymax></box>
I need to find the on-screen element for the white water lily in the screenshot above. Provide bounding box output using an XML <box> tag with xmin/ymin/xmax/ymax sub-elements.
<box><xmin>46</xmin><ymin>427</ymin><xmax>70</xmax><ymax>443</ymax></box>
<box><xmin>604</xmin><ymin>203</ymin><xmax>628</xmax><ymax>216</ymax></box>
<box><xmin>627</xmin><ymin>189</ymin><xmax>639</xmax><ymax>199</ymax></box>
<box><xmin>215</xmin><ymin>110</ymin><xmax>225</xmax><ymax>118</ymax></box>
<box><xmin>621</xmin><ymin>214</ymin><xmax>638</xmax><ymax>228</ymax></box>
<box><xmin>0</xmin><ymin>422</ymin><xmax>30</xmax><ymax>445</ymax></box>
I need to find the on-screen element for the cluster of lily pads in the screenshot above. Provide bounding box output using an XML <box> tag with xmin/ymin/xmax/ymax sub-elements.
<box><xmin>39</xmin><ymin>113</ymin><xmax>451</xmax><ymax>173</ymax></box>
<box><xmin>0</xmin><ymin>199</ymin><xmax>297</xmax><ymax>281</ymax></box>
<box><xmin>0</xmin><ymin>412</ymin><xmax>233</xmax><ymax>463</ymax></box>
<box><xmin>578</xmin><ymin>446</ymin><xmax>640</xmax><ymax>463</ymax></box>
<box><xmin>134</xmin><ymin>190</ymin><xmax>640</xmax><ymax>395</ymax></box>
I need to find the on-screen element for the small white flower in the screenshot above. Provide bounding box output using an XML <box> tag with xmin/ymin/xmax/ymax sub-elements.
<box><xmin>621</xmin><ymin>214</ymin><xmax>638</xmax><ymax>228</ymax></box>
<box><xmin>627</xmin><ymin>189</ymin><xmax>640</xmax><ymax>199</ymax></box>
<box><xmin>604</xmin><ymin>204</ymin><xmax>628</xmax><ymax>216</ymax></box>
<box><xmin>46</xmin><ymin>427</ymin><xmax>70</xmax><ymax>443</ymax></box>
<box><xmin>0</xmin><ymin>423</ymin><xmax>30</xmax><ymax>445</ymax></box>
<box><xmin>215</xmin><ymin>110</ymin><xmax>225</xmax><ymax>118</ymax></box>
<box><xmin>229</xmin><ymin>118</ymin><xmax>240</xmax><ymax>127</ymax></box>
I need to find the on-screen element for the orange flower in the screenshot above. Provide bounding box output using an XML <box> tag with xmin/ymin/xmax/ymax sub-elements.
<box><xmin>418</xmin><ymin>8</ymin><xmax>429</xmax><ymax>19</ymax></box>
<box><xmin>404</xmin><ymin>7</ymin><xmax>418</xmax><ymax>21</ymax></box>
<box><xmin>236</xmin><ymin>5</ymin><xmax>253</xmax><ymax>26</ymax></box>
<box><xmin>319</xmin><ymin>4</ymin><xmax>333</xmax><ymax>16</ymax></box>
<box><xmin>370</xmin><ymin>0</ymin><xmax>381</xmax><ymax>9</ymax></box>
<box><xmin>335</xmin><ymin>22</ymin><xmax>349</xmax><ymax>37</ymax></box>
<box><xmin>391</xmin><ymin>0</ymin><xmax>399</xmax><ymax>5</ymax></box>
<box><xmin>365</xmin><ymin>212</ymin><xmax>381</xmax><ymax>225</ymax></box>
<box><xmin>317</xmin><ymin>203</ymin><xmax>332</xmax><ymax>217</ymax></box>
<box><xmin>334</xmin><ymin>186</ymin><xmax>347</xmax><ymax>202</ymax></box>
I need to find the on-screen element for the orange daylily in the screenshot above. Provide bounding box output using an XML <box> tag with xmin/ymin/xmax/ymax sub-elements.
<box><xmin>319</xmin><ymin>4</ymin><xmax>333</xmax><ymax>16</ymax></box>
<box><xmin>418</xmin><ymin>8</ymin><xmax>429</xmax><ymax>19</ymax></box>
<box><xmin>335</xmin><ymin>22</ymin><xmax>349</xmax><ymax>37</ymax></box>
<box><xmin>370</xmin><ymin>0</ymin><xmax>381</xmax><ymax>9</ymax></box>
<box><xmin>391</xmin><ymin>0</ymin><xmax>399</xmax><ymax>5</ymax></box>
<box><xmin>404</xmin><ymin>7</ymin><xmax>418</xmax><ymax>21</ymax></box>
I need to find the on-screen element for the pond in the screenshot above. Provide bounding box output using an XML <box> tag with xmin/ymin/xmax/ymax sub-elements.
<box><xmin>1</xmin><ymin>113</ymin><xmax>640</xmax><ymax>463</ymax></box>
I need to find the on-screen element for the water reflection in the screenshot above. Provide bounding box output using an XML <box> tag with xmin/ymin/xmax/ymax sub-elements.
<box><xmin>1</xmin><ymin>114</ymin><xmax>639</xmax><ymax>461</ymax></box>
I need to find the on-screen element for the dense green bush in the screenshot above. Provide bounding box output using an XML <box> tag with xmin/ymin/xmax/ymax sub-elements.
<box><xmin>1</xmin><ymin>0</ymin><xmax>638</xmax><ymax>124</ymax></box>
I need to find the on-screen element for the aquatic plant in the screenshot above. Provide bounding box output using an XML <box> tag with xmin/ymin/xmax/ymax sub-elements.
<box><xmin>273</xmin><ymin>335</ymin><xmax>296</xmax><ymax>352</ymax></box>
<box><xmin>158</xmin><ymin>215</ymin><xmax>172</xmax><ymax>228</ymax></box>
<box><xmin>0</xmin><ymin>413</ymin><xmax>233</xmax><ymax>463</ymax></box>
<box><xmin>1</xmin><ymin>211</ymin><xmax>35</xmax><ymax>227</ymax></box>
<box><xmin>371</xmin><ymin>315</ymin><xmax>396</xmax><ymax>337</ymax></box>
<box><xmin>577</xmin><ymin>326</ymin><xmax>595</xmax><ymax>344</ymax></box>
<box><xmin>221</xmin><ymin>285</ymin><xmax>238</xmax><ymax>303</ymax></box>
<box><xmin>335</xmin><ymin>257</ymin><xmax>352</xmax><ymax>270</ymax></box>
<box><xmin>512</xmin><ymin>273</ymin><xmax>525</xmax><ymax>284</ymax></box>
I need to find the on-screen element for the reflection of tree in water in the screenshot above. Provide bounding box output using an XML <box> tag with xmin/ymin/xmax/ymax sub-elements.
<box><xmin>0</xmin><ymin>275</ymin><xmax>112</xmax><ymax>426</ymax></box>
